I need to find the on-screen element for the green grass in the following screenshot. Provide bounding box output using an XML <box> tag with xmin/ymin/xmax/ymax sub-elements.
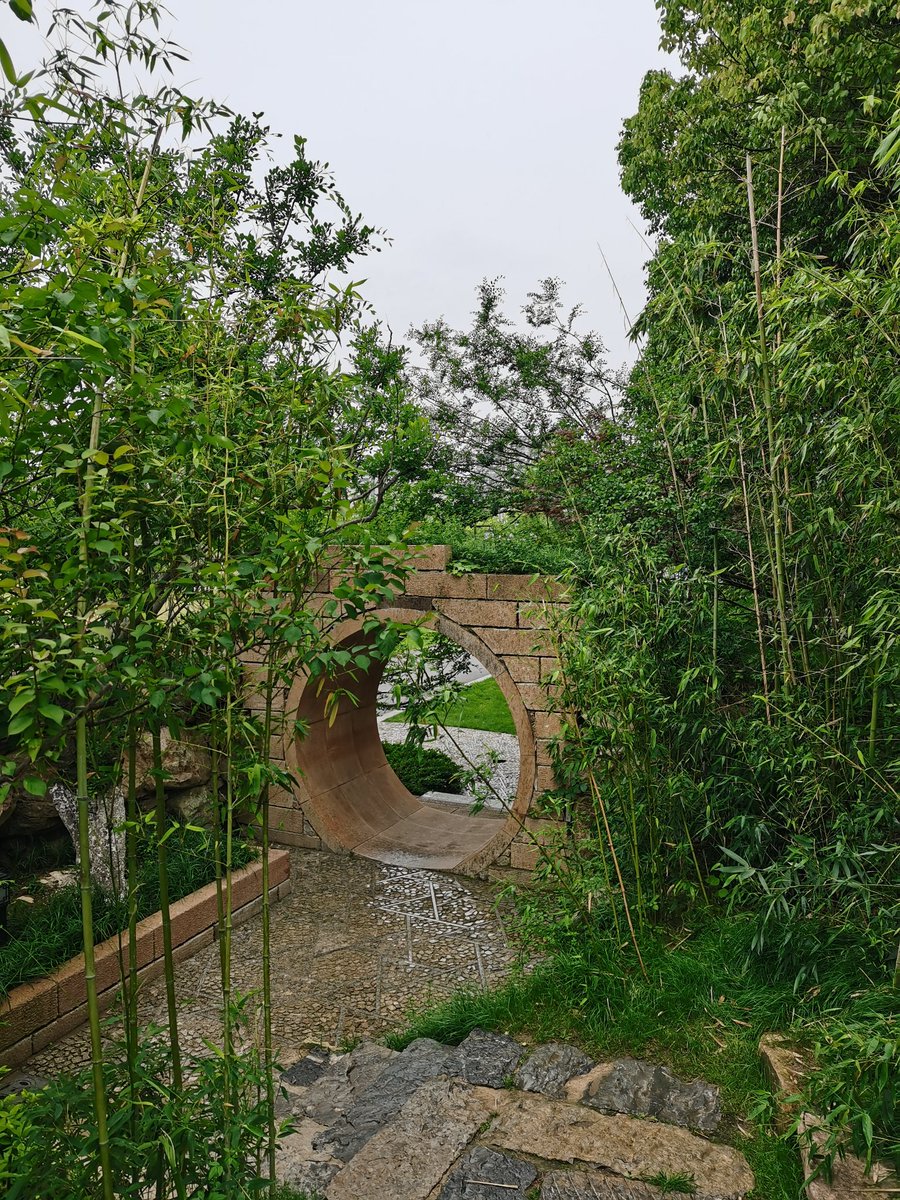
<box><xmin>389</xmin><ymin>676</ymin><xmax>516</xmax><ymax>735</ymax></box>
<box><xmin>384</xmin><ymin>914</ymin><xmax>830</xmax><ymax>1200</ymax></box>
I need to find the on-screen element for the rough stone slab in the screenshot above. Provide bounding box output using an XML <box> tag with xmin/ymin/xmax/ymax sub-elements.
<box><xmin>581</xmin><ymin>1057</ymin><xmax>722</xmax><ymax>1134</ymax></box>
<box><xmin>514</xmin><ymin>1042</ymin><xmax>594</xmax><ymax>1098</ymax></box>
<box><xmin>300</xmin><ymin>1041</ymin><xmax>396</xmax><ymax>1126</ymax></box>
<box><xmin>0</xmin><ymin>1070</ymin><xmax>48</xmax><ymax>1099</ymax></box>
<box><xmin>274</xmin><ymin>1116</ymin><xmax>340</xmax><ymax>1194</ymax></box>
<box><xmin>325</xmin><ymin>1078</ymin><xmax>490</xmax><ymax>1200</ymax></box>
<box><xmin>541</xmin><ymin>1170</ymin><xmax>664</xmax><ymax>1199</ymax></box>
<box><xmin>484</xmin><ymin>1093</ymin><xmax>754</xmax><ymax>1199</ymax></box>
<box><xmin>438</xmin><ymin>1145</ymin><xmax>537</xmax><ymax>1199</ymax></box>
<box><xmin>454</xmin><ymin>1028</ymin><xmax>525</xmax><ymax>1088</ymax></box>
<box><xmin>315</xmin><ymin>1037</ymin><xmax>457</xmax><ymax>1162</ymax></box>
<box><xmin>281</xmin><ymin>1046</ymin><xmax>333</xmax><ymax>1088</ymax></box>
<box><xmin>759</xmin><ymin>1035</ymin><xmax>897</xmax><ymax>1199</ymax></box>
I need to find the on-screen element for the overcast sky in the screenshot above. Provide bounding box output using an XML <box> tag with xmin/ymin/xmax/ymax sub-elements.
<box><xmin>7</xmin><ymin>2</ymin><xmax>677</xmax><ymax>366</ymax></box>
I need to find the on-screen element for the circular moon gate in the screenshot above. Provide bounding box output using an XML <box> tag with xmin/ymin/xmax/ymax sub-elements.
<box><xmin>283</xmin><ymin>609</ymin><xmax>537</xmax><ymax>872</ymax></box>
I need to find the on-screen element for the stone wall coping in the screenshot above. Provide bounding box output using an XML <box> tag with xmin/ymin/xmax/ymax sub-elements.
<box><xmin>0</xmin><ymin>848</ymin><xmax>291</xmax><ymax>1068</ymax></box>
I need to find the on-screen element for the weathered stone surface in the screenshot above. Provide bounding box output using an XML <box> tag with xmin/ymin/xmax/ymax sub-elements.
<box><xmin>325</xmin><ymin>1077</ymin><xmax>490</xmax><ymax>1200</ymax></box>
<box><xmin>274</xmin><ymin>1115</ymin><xmax>340</xmax><ymax>1196</ymax></box>
<box><xmin>541</xmin><ymin>1170</ymin><xmax>664</xmax><ymax>1199</ymax></box>
<box><xmin>52</xmin><ymin>783</ymin><xmax>125</xmax><ymax>897</ymax></box>
<box><xmin>3</xmin><ymin>783</ymin><xmax>65</xmax><ymax>836</ymax></box>
<box><xmin>514</xmin><ymin>1042</ymin><xmax>594</xmax><ymax>1098</ymax></box>
<box><xmin>438</xmin><ymin>1146</ymin><xmax>537</xmax><ymax>1199</ymax></box>
<box><xmin>484</xmin><ymin>1093</ymin><xmax>754</xmax><ymax>1199</ymax></box>
<box><xmin>315</xmin><ymin>1037</ymin><xmax>457</xmax><ymax>1162</ymax></box>
<box><xmin>132</xmin><ymin>727</ymin><xmax>211</xmax><ymax>798</ymax></box>
<box><xmin>454</xmin><ymin>1027</ymin><xmax>525</xmax><ymax>1088</ymax></box>
<box><xmin>282</xmin><ymin>1046</ymin><xmax>333</xmax><ymax>1089</ymax></box>
<box><xmin>166</xmin><ymin>784</ymin><xmax>218</xmax><ymax>826</ymax></box>
<box><xmin>582</xmin><ymin>1057</ymin><xmax>722</xmax><ymax>1134</ymax></box>
<box><xmin>301</xmin><ymin>1041</ymin><xmax>396</xmax><ymax>1127</ymax></box>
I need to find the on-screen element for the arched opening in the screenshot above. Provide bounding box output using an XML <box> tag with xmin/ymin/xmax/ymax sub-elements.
<box><xmin>284</xmin><ymin>609</ymin><xmax>536</xmax><ymax>871</ymax></box>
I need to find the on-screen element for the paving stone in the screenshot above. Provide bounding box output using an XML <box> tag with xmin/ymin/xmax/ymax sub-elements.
<box><xmin>315</xmin><ymin>1037</ymin><xmax>458</xmax><ymax>1162</ymax></box>
<box><xmin>326</xmin><ymin>1077</ymin><xmax>491</xmax><ymax>1200</ymax></box>
<box><xmin>438</xmin><ymin>1146</ymin><xmax>537</xmax><ymax>1199</ymax></box>
<box><xmin>301</xmin><ymin>1041</ymin><xmax>396</xmax><ymax>1126</ymax></box>
<box><xmin>484</xmin><ymin>1092</ymin><xmax>754</xmax><ymax>1200</ymax></box>
<box><xmin>281</xmin><ymin>1045</ymin><xmax>333</xmax><ymax>1088</ymax></box>
<box><xmin>454</xmin><ymin>1028</ymin><xmax>525</xmax><ymax>1087</ymax></box>
<box><xmin>581</xmin><ymin>1058</ymin><xmax>722</xmax><ymax>1134</ymax></box>
<box><xmin>541</xmin><ymin>1170</ymin><xmax>664</xmax><ymax>1199</ymax></box>
<box><xmin>514</xmin><ymin>1042</ymin><xmax>594</xmax><ymax>1098</ymax></box>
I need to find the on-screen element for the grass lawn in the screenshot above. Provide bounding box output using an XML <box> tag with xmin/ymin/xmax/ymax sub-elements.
<box><xmin>388</xmin><ymin>676</ymin><xmax>516</xmax><ymax>735</ymax></box>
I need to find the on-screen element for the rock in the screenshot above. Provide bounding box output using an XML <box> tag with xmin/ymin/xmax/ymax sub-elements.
<box><xmin>454</xmin><ymin>1028</ymin><xmax>525</xmax><ymax>1088</ymax></box>
<box><xmin>132</xmin><ymin>727</ymin><xmax>211</xmax><ymax>799</ymax></box>
<box><xmin>3</xmin><ymin>783</ymin><xmax>66</xmax><ymax>837</ymax></box>
<box><xmin>275</xmin><ymin>1114</ymin><xmax>341</xmax><ymax>1196</ymax></box>
<box><xmin>36</xmin><ymin>868</ymin><xmax>78</xmax><ymax>891</ymax></box>
<box><xmin>541</xmin><ymin>1170</ymin><xmax>665</xmax><ymax>1199</ymax></box>
<box><xmin>514</xmin><ymin>1042</ymin><xmax>594</xmax><ymax>1098</ymax></box>
<box><xmin>438</xmin><ymin>1146</ymin><xmax>537</xmax><ymax>1199</ymax></box>
<box><xmin>759</xmin><ymin>1035</ymin><xmax>897</xmax><ymax>1199</ymax></box>
<box><xmin>166</xmin><ymin>784</ymin><xmax>218</xmax><ymax>827</ymax></box>
<box><xmin>581</xmin><ymin>1058</ymin><xmax>722</xmax><ymax>1134</ymax></box>
<box><xmin>484</xmin><ymin>1092</ymin><xmax>754</xmax><ymax>1200</ymax></box>
<box><xmin>301</xmin><ymin>1041</ymin><xmax>396</xmax><ymax>1127</ymax></box>
<box><xmin>315</xmin><ymin>1037</ymin><xmax>457</xmax><ymax>1162</ymax></box>
<box><xmin>282</xmin><ymin>1046</ymin><xmax>333</xmax><ymax>1089</ymax></box>
<box><xmin>0</xmin><ymin>786</ymin><xmax>16</xmax><ymax>831</ymax></box>
<box><xmin>325</xmin><ymin>1077</ymin><xmax>491</xmax><ymax>1200</ymax></box>
<box><xmin>52</xmin><ymin>782</ymin><xmax>125</xmax><ymax>898</ymax></box>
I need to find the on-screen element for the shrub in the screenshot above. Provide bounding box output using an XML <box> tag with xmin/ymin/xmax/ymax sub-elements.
<box><xmin>383</xmin><ymin>742</ymin><xmax>463</xmax><ymax>795</ymax></box>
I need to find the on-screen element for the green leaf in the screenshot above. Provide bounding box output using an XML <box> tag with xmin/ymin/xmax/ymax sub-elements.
<box><xmin>9</xmin><ymin>0</ymin><xmax>34</xmax><ymax>22</ymax></box>
<box><xmin>23</xmin><ymin>776</ymin><xmax>46</xmax><ymax>797</ymax></box>
<box><xmin>0</xmin><ymin>39</ymin><xmax>18</xmax><ymax>85</ymax></box>
<box><xmin>37</xmin><ymin>702</ymin><xmax>66</xmax><ymax>724</ymax></box>
<box><xmin>8</xmin><ymin>689</ymin><xmax>34</xmax><ymax>716</ymax></box>
<box><xmin>7</xmin><ymin>712</ymin><xmax>32</xmax><ymax>736</ymax></box>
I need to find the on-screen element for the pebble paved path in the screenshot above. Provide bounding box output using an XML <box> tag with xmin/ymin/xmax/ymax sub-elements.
<box><xmin>25</xmin><ymin>849</ymin><xmax>517</xmax><ymax>1075</ymax></box>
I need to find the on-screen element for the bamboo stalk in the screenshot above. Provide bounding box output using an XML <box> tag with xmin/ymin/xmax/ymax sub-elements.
<box><xmin>152</xmin><ymin>726</ymin><xmax>183</xmax><ymax>1094</ymax></box>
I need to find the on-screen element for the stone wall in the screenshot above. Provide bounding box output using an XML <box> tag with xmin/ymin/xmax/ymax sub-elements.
<box><xmin>242</xmin><ymin>547</ymin><xmax>570</xmax><ymax>874</ymax></box>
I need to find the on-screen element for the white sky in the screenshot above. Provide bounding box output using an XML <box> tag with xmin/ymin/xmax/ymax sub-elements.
<box><xmin>4</xmin><ymin>2</ymin><xmax>677</xmax><ymax>366</ymax></box>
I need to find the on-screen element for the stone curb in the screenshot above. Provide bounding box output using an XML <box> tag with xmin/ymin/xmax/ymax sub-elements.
<box><xmin>0</xmin><ymin>849</ymin><xmax>291</xmax><ymax>1067</ymax></box>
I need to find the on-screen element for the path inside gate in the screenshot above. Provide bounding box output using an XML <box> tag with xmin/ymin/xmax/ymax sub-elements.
<box><xmin>25</xmin><ymin>849</ymin><xmax>516</xmax><ymax>1076</ymax></box>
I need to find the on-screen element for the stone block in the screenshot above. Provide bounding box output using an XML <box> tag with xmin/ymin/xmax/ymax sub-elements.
<box><xmin>515</xmin><ymin>1043</ymin><xmax>594</xmax><ymax>1098</ymax></box>
<box><xmin>435</xmin><ymin>599</ymin><xmax>519</xmax><ymax>628</ymax></box>
<box><xmin>517</xmin><ymin>601</ymin><xmax>567</xmax><ymax>630</ymax></box>
<box><xmin>510</xmin><ymin>842</ymin><xmax>540</xmax><ymax>871</ymax></box>
<box><xmin>31</xmin><ymin>1003</ymin><xmax>88</xmax><ymax>1054</ymax></box>
<box><xmin>0</xmin><ymin>1035</ymin><xmax>33</xmax><ymax>1069</ymax></box>
<box><xmin>268</xmin><ymin>849</ymin><xmax>291</xmax><ymax>888</ymax></box>
<box><xmin>479</xmin><ymin>627</ymin><xmax>554</xmax><ymax>657</ymax></box>
<box><xmin>532</xmin><ymin>711</ymin><xmax>569</xmax><ymax>739</ymax></box>
<box><xmin>402</xmin><ymin>572</ymin><xmax>487</xmax><ymax>600</ymax></box>
<box><xmin>486</xmin><ymin>574</ymin><xmax>569</xmax><ymax>602</ymax></box>
<box><xmin>505</xmin><ymin>655</ymin><xmax>542</xmax><ymax>683</ymax></box>
<box><xmin>517</xmin><ymin>683</ymin><xmax>557</xmax><ymax>712</ymax></box>
<box><xmin>405</xmin><ymin>545</ymin><xmax>452</xmax><ymax>572</ymax></box>
<box><xmin>0</xmin><ymin>977</ymin><xmax>58</xmax><ymax>1054</ymax></box>
<box><xmin>164</xmin><ymin>881</ymin><xmax>220</xmax><ymax>951</ymax></box>
<box><xmin>171</xmin><ymin>926</ymin><xmax>215</xmax><ymax>965</ymax></box>
<box><xmin>536</xmin><ymin>765</ymin><xmax>557</xmax><ymax>793</ymax></box>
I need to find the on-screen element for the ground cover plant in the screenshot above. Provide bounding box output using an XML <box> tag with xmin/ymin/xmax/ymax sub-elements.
<box><xmin>0</xmin><ymin>821</ymin><xmax>252</xmax><ymax>997</ymax></box>
<box><xmin>383</xmin><ymin>741</ymin><xmax>463</xmax><ymax>795</ymax></box>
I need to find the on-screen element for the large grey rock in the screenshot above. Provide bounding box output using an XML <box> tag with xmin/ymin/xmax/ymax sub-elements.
<box><xmin>301</xmin><ymin>1041</ymin><xmax>396</xmax><ymax>1127</ymax></box>
<box><xmin>439</xmin><ymin>1146</ymin><xmax>537</xmax><ymax>1199</ymax></box>
<box><xmin>282</xmin><ymin>1046</ymin><xmax>333</xmax><ymax>1089</ymax></box>
<box><xmin>541</xmin><ymin>1170</ymin><xmax>664</xmax><ymax>1199</ymax></box>
<box><xmin>3</xmin><ymin>782</ymin><xmax>65</xmax><ymax>836</ymax></box>
<box><xmin>325</xmin><ymin>1078</ymin><xmax>491</xmax><ymax>1200</ymax></box>
<box><xmin>454</xmin><ymin>1028</ymin><xmax>525</xmax><ymax>1088</ymax></box>
<box><xmin>582</xmin><ymin>1058</ymin><xmax>722</xmax><ymax>1134</ymax></box>
<box><xmin>52</xmin><ymin>782</ymin><xmax>125</xmax><ymax>897</ymax></box>
<box><xmin>514</xmin><ymin>1042</ymin><xmax>594</xmax><ymax>1098</ymax></box>
<box><xmin>132</xmin><ymin>727</ymin><xmax>211</xmax><ymax>799</ymax></box>
<box><xmin>315</xmin><ymin>1037</ymin><xmax>457</xmax><ymax>1162</ymax></box>
<box><xmin>274</xmin><ymin>1114</ymin><xmax>340</xmax><ymax>1196</ymax></box>
<box><xmin>484</xmin><ymin>1092</ymin><xmax>754</xmax><ymax>1199</ymax></box>
<box><xmin>166</xmin><ymin>784</ymin><xmax>218</xmax><ymax>827</ymax></box>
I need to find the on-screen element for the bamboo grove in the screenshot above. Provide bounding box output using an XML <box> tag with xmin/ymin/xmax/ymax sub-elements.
<box><xmin>0</xmin><ymin>5</ymin><xmax>422</xmax><ymax>1195</ymax></box>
